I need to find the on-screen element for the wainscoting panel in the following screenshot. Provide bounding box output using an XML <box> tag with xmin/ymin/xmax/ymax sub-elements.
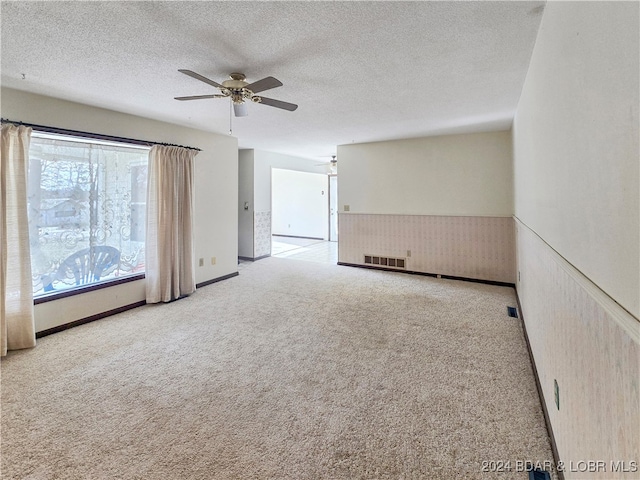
<box><xmin>338</xmin><ymin>214</ymin><xmax>515</xmax><ymax>283</ymax></box>
<box><xmin>254</xmin><ymin>211</ymin><xmax>271</xmax><ymax>258</ymax></box>
<box><xmin>516</xmin><ymin>219</ymin><xmax>639</xmax><ymax>479</ymax></box>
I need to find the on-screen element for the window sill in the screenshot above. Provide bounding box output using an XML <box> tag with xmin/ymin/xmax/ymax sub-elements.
<box><xmin>33</xmin><ymin>273</ymin><xmax>145</xmax><ymax>305</ymax></box>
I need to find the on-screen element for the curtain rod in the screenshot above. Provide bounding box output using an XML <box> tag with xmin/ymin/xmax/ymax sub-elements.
<box><xmin>1</xmin><ymin>118</ymin><xmax>202</xmax><ymax>152</ymax></box>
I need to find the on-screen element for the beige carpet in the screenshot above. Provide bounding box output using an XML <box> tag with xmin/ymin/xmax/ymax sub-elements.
<box><xmin>1</xmin><ymin>258</ymin><xmax>556</xmax><ymax>479</ymax></box>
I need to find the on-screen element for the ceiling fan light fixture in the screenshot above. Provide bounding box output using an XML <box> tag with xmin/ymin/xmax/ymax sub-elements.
<box><xmin>176</xmin><ymin>69</ymin><xmax>298</xmax><ymax>117</ymax></box>
<box><xmin>233</xmin><ymin>102</ymin><xmax>248</xmax><ymax>117</ymax></box>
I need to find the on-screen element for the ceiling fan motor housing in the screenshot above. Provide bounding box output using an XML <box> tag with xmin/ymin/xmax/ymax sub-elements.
<box><xmin>222</xmin><ymin>73</ymin><xmax>248</xmax><ymax>90</ymax></box>
<box><xmin>222</xmin><ymin>74</ymin><xmax>257</xmax><ymax>104</ymax></box>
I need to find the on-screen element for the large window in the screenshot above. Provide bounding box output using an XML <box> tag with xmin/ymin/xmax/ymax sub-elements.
<box><xmin>27</xmin><ymin>133</ymin><xmax>149</xmax><ymax>296</ymax></box>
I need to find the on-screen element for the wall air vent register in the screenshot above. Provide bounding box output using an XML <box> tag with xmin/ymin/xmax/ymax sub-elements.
<box><xmin>364</xmin><ymin>255</ymin><xmax>406</xmax><ymax>269</ymax></box>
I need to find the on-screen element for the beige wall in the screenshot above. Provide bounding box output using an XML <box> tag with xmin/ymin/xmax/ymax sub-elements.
<box><xmin>339</xmin><ymin>214</ymin><xmax>515</xmax><ymax>284</ymax></box>
<box><xmin>336</xmin><ymin>131</ymin><xmax>515</xmax><ymax>283</ymax></box>
<box><xmin>513</xmin><ymin>2</ymin><xmax>639</xmax><ymax>477</ymax></box>
<box><xmin>1</xmin><ymin>88</ymin><xmax>239</xmax><ymax>332</ymax></box>
<box><xmin>513</xmin><ymin>1</ymin><xmax>639</xmax><ymax>318</ymax></box>
<box><xmin>516</xmin><ymin>220</ymin><xmax>639</xmax><ymax>479</ymax></box>
<box><xmin>337</xmin><ymin>131</ymin><xmax>513</xmax><ymax>216</ymax></box>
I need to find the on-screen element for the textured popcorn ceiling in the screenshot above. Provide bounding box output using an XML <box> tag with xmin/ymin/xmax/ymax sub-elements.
<box><xmin>1</xmin><ymin>1</ymin><xmax>545</xmax><ymax>160</ymax></box>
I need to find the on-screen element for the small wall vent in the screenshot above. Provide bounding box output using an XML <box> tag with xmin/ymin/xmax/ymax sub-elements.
<box><xmin>364</xmin><ymin>255</ymin><xmax>406</xmax><ymax>269</ymax></box>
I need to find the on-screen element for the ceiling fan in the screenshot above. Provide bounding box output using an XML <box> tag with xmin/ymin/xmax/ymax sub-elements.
<box><xmin>316</xmin><ymin>155</ymin><xmax>338</xmax><ymax>173</ymax></box>
<box><xmin>174</xmin><ymin>70</ymin><xmax>298</xmax><ymax>117</ymax></box>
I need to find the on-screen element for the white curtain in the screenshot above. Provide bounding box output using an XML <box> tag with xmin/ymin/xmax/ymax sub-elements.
<box><xmin>145</xmin><ymin>145</ymin><xmax>197</xmax><ymax>303</ymax></box>
<box><xmin>1</xmin><ymin>124</ymin><xmax>36</xmax><ymax>356</ymax></box>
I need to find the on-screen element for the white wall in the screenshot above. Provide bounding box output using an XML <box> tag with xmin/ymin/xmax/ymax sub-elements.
<box><xmin>272</xmin><ymin>169</ymin><xmax>328</xmax><ymax>239</ymax></box>
<box><xmin>513</xmin><ymin>2</ymin><xmax>639</xmax><ymax>317</ymax></box>
<box><xmin>238</xmin><ymin>149</ymin><xmax>254</xmax><ymax>258</ymax></box>
<box><xmin>253</xmin><ymin>149</ymin><xmax>330</xmax><ymax>213</ymax></box>
<box><xmin>512</xmin><ymin>2</ymin><xmax>639</xmax><ymax>476</ymax></box>
<box><xmin>1</xmin><ymin>87</ymin><xmax>239</xmax><ymax>332</ymax></box>
<box><xmin>337</xmin><ymin>131</ymin><xmax>513</xmax><ymax>216</ymax></box>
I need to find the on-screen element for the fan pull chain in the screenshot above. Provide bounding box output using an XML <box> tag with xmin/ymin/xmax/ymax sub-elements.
<box><xmin>229</xmin><ymin>98</ymin><xmax>233</xmax><ymax>135</ymax></box>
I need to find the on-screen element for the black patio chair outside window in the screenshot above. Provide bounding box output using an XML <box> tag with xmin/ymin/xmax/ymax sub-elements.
<box><xmin>42</xmin><ymin>246</ymin><xmax>121</xmax><ymax>292</ymax></box>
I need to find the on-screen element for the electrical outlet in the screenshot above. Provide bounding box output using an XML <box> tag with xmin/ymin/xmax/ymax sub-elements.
<box><xmin>211</xmin><ymin>257</ymin><xmax>216</xmax><ymax>265</ymax></box>
<box><xmin>554</xmin><ymin>379</ymin><xmax>560</xmax><ymax>410</ymax></box>
<box><xmin>199</xmin><ymin>258</ymin><xmax>204</xmax><ymax>267</ymax></box>
<box><xmin>406</xmin><ymin>250</ymin><xmax>411</xmax><ymax>257</ymax></box>
<box><xmin>344</xmin><ymin>205</ymin><xmax>350</xmax><ymax>212</ymax></box>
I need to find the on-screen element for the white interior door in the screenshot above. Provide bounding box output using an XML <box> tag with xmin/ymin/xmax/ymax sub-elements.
<box><xmin>329</xmin><ymin>175</ymin><xmax>338</xmax><ymax>242</ymax></box>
